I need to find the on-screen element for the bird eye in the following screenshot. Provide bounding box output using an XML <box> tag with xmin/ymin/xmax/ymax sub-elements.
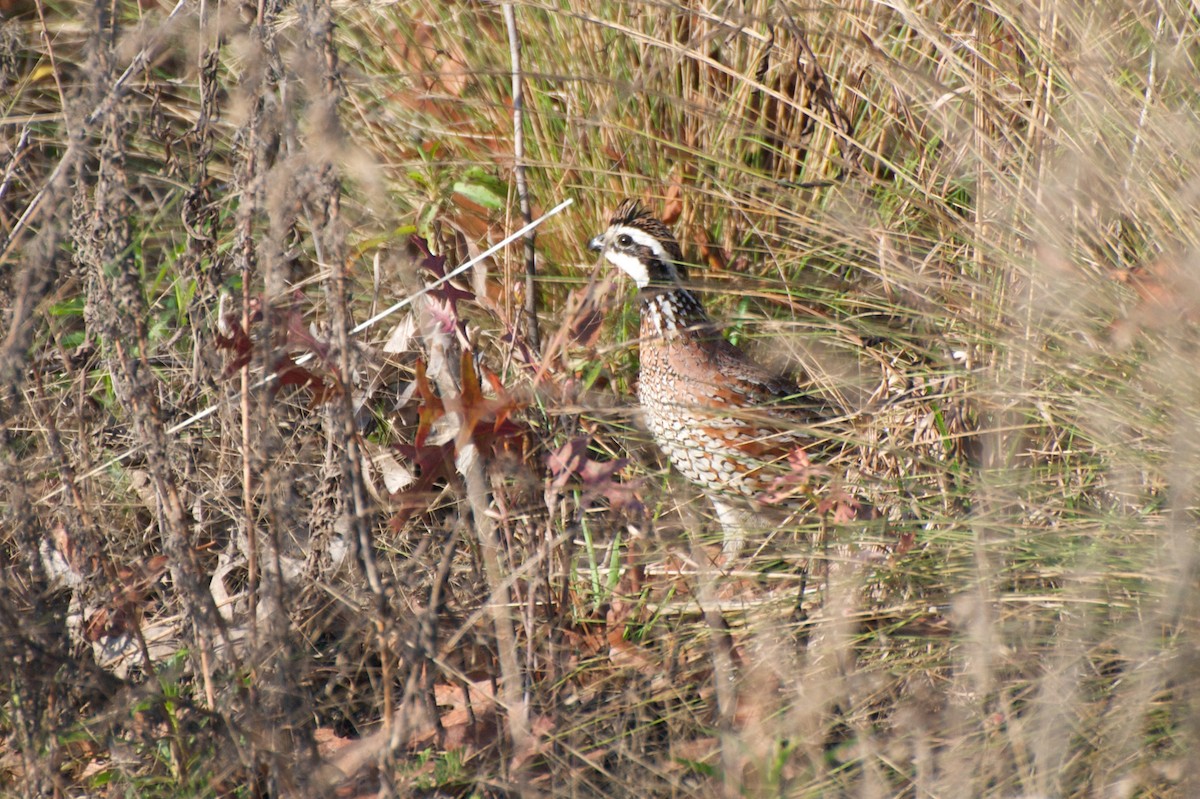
<box><xmin>616</xmin><ymin>234</ymin><xmax>633</xmax><ymax>247</ymax></box>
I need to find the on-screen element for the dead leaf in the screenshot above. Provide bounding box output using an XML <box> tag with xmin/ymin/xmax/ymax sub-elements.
<box><xmin>661</xmin><ymin>183</ymin><xmax>683</xmax><ymax>225</ymax></box>
<box><xmin>697</xmin><ymin>227</ymin><xmax>729</xmax><ymax>272</ymax></box>
<box><xmin>382</xmin><ymin>312</ymin><xmax>418</xmax><ymax>354</ymax></box>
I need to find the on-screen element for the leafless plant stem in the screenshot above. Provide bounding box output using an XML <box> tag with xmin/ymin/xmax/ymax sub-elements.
<box><xmin>503</xmin><ymin>3</ymin><xmax>541</xmax><ymax>353</ymax></box>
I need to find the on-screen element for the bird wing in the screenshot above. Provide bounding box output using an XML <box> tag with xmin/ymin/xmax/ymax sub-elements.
<box><xmin>704</xmin><ymin>336</ymin><xmax>831</xmax><ymax>424</ymax></box>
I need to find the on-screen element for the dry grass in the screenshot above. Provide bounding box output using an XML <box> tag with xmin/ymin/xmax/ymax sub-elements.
<box><xmin>2</xmin><ymin>0</ymin><xmax>1199</xmax><ymax>796</ymax></box>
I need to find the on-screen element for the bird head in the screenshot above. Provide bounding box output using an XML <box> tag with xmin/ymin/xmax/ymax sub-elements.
<box><xmin>588</xmin><ymin>198</ymin><xmax>687</xmax><ymax>289</ymax></box>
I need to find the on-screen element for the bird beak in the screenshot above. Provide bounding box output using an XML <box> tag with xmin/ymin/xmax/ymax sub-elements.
<box><xmin>587</xmin><ymin>235</ymin><xmax>604</xmax><ymax>253</ymax></box>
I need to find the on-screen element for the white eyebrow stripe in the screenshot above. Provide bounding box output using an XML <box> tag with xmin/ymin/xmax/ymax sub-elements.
<box><xmin>609</xmin><ymin>225</ymin><xmax>671</xmax><ymax>263</ymax></box>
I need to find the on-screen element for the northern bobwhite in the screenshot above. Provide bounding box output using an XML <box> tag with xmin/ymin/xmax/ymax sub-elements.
<box><xmin>588</xmin><ymin>198</ymin><xmax>832</xmax><ymax>555</ymax></box>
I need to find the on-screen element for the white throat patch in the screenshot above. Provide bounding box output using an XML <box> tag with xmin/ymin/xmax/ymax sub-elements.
<box><xmin>603</xmin><ymin>250</ymin><xmax>651</xmax><ymax>287</ymax></box>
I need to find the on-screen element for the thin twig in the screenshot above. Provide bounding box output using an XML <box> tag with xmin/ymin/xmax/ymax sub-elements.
<box><xmin>503</xmin><ymin>2</ymin><xmax>541</xmax><ymax>353</ymax></box>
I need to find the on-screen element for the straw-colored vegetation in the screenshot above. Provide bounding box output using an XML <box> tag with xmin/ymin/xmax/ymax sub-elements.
<box><xmin>2</xmin><ymin>0</ymin><xmax>1199</xmax><ymax>796</ymax></box>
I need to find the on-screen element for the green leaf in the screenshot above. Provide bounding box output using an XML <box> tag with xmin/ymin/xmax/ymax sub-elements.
<box><xmin>49</xmin><ymin>296</ymin><xmax>85</xmax><ymax>317</ymax></box>
<box><xmin>452</xmin><ymin>167</ymin><xmax>507</xmax><ymax>210</ymax></box>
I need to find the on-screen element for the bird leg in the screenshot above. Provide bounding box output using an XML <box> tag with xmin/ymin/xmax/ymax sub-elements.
<box><xmin>709</xmin><ymin>496</ymin><xmax>762</xmax><ymax>559</ymax></box>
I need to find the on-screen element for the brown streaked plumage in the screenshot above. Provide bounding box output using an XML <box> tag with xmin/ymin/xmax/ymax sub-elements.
<box><xmin>589</xmin><ymin>198</ymin><xmax>829</xmax><ymax>554</ymax></box>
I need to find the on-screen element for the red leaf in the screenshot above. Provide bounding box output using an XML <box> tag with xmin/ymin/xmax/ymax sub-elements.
<box><xmin>412</xmin><ymin>235</ymin><xmax>473</xmax><ymax>340</ymax></box>
<box><xmin>215</xmin><ymin>295</ymin><xmax>337</xmax><ymax>403</ymax></box>
<box><xmin>546</xmin><ymin>437</ymin><xmax>640</xmax><ymax>511</ymax></box>
<box><xmin>393</xmin><ymin>351</ymin><xmax>529</xmax><ymax>526</ymax></box>
<box><xmin>412</xmin><ymin>360</ymin><xmax>445</xmax><ymax>448</ymax></box>
<box><xmin>547</xmin><ymin>437</ymin><xmax>588</xmax><ymax>492</ymax></box>
<box><xmin>389</xmin><ymin>439</ymin><xmax>455</xmax><ymax>528</ymax></box>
